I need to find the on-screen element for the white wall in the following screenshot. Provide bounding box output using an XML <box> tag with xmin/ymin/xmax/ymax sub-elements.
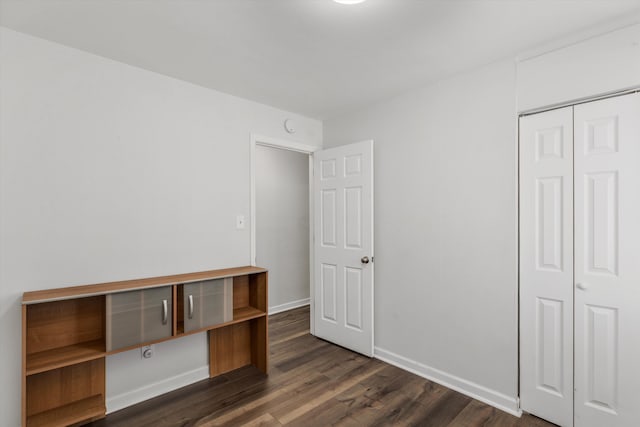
<box><xmin>324</xmin><ymin>59</ymin><xmax>520</xmax><ymax>413</ymax></box>
<box><xmin>517</xmin><ymin>23</ymin><xmax>640</xmax><ymax>112</ymax></box>
<box><xmin>0</xmin><ymin>26</ymin><xmax>321</xmax><ymax>425</ymax></box>
<box><xmin>255</xmin><ymin>146</ymin><xmax>310</xmax><ymax>313</ymax></box>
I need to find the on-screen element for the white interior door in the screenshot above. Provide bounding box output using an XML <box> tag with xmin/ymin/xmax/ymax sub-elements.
<box><xmin>573</xmin><ymin>93</ymin><xmax>640</xmax><ymax>427</ymax></box>
<box><xmin>313</xmin><ymin>140</ymin><xmax>374</xmax><ymax>356</ymax></box>
<box><xmin>520</xmin><ymin>107</ymin><xmax>574</xmax><ymax>427</ymax></box>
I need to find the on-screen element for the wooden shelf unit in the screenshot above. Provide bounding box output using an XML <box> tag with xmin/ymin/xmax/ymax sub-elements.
<box><xmin>22</xmin><ymin>266</ymin><xmax>268</xmax><ymax>427</ymax></box>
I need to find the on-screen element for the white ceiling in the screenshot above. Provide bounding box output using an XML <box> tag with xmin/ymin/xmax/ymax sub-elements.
<box><xmin>1</xmin><ymin>0</ymin><xmax>639</xmax><ymax>119</ymax></box>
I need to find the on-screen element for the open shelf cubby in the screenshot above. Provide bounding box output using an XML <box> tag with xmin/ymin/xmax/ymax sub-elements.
<box><xmin>25</xmin><ymin>359</ymin><xmax>105</xmax><ymax>427</ymax></box>
<box><xmin>25</xmin><ymin>296</ymin><xmax>106</xmax><ymax>375</ymax></box>
<box><xmin>208</xmin><ymin>271</ymin><xmax>269</xmax><ymax>376</ymax></box>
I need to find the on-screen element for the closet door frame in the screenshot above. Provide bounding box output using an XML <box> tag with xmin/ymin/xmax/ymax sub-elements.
<box><xmin>519</xmin><ymin>89</ymin><xmax>640</xmax><ymax>427</ymax></box>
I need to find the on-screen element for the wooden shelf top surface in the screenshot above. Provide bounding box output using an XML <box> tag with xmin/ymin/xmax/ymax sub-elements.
<box><xmin>233</xmin><ymin>306</ymin><xmax>267</xmax><ymax>322</ymax></box>
<box><xmin>23</xmin><ymin>266</ymin><xmax>267</xmax><ymax>304</ymax></box>
<box><xmin>26</xmin><ymin>340</ymin><xmax>105</xmax><ymax>376</ymax></box>
<box><xmin>27</xmin><ymin>394</ymin><xmax>105</xmax><ymax>427</ymax></box>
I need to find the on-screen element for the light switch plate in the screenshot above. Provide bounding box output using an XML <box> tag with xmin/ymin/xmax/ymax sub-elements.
<box><xmin>236</xmin><ymin>215</ymin><xmax>245</xmax><ymax>229</ymax></box>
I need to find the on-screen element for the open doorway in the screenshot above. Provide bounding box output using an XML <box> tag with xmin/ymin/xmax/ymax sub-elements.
<box><xmin>250</xmin><ymin>135</ymin><xmax>316</xmax><ymax>327</ymax></box>
<box><xmin>251</xmin><ymin>136</ymin><xmax>374</xmax><ymax>351</ymax></box>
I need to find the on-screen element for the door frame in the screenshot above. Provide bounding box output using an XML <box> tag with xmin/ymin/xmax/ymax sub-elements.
<box><xmin>250</xmin><ymin>133</ymin><xmax>318</xmax><ymax>331</ymax></box>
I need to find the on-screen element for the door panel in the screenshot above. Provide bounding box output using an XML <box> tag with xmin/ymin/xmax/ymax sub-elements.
<box><xmin>584</xmin><ymin>172</ymin><xmax>618</xmax><ymax>275</ymax></box>
<box><xmin>536</xmin><ymin>297</ymin><xmax>564</xmax><ymax>396</ymax></box>
<box><xmin>345</xmin><ymin>267</ymin><xmax>363</xmax><ymax>330</ymax></box>
<box><xmin>520</xmin><ymin>107</ymin><xmax>574</xmax><ymax>427</ymax></box>
<box><xmin>584</xmin><ymin>305</ymin><xmax>618</xmax><ymax>413</ymax></box>
<box><xmin>200</xmin><ymin>278</ymin><xmax>233</xmax><ymax>328</ymax></box>
<box><xmin>313</xmin><ymin>140</ymin><xmax>373</xmax><ymax>356</ymax></box>
<box><xmin>537</xmin><ymin>176</ymin><xmax>564</xmax><ymax>271</ymax></box>
<box><xmin>106</xmin><ymin>286</ymin><xmax>172</xmax><ymax>351</ymax></box>
<box><xmin>321</xmin><ymin>264</ymin><xmax>337</xmax><ymax>322</ymax></box>
<box><xmin>183</xmin><ymin>279</ymin><xmax>232</xmax><ymax>332</ymax></box>
<box><xmin>574</xmin><ymin>93</ymin><xmax>640</xmax><ymax>427</ymax></box>
<box><xmin>183</xmin><ymin>282</ymin><xmax>201</xmax><ymax>332</ymax></box>
<box><xmin>345</xmin><ymin>187</ymin><xmax>362</xmax><ymax>249</ymax></box>
<box><xmin>321</xmin><ymin>190</ymin><xmax>337</xmax><ymax>246</ymax></box>
<box><xmin>141</xmin><ymin>286</ymin><xmax>172</xmax><ymax>342</ymax></box>
<box><xmin>106</xmin><ymin>290</ymin><xmax>143</xmax><ymax>352</ymax></box>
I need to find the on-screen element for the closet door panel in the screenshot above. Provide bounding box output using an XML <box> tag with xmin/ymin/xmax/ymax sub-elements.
<box><xmin>574</xmin><ymin>93</ymin><xmax>640</xmax><ymax>427</ymax></box>
<box><xmin>519</xmin><ymin>107</ymin><xmax>574</xmax><ymax>427</ymax></box>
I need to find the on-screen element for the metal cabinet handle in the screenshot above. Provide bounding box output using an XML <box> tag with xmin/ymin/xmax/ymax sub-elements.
<box><xmin>188</xmin><ymin>294</ymin><xmax>194</xmax><ymax>319</ymax></box>
<box><xmin>162</xmin><ymin>299</ymin><xmax>168</xmax><ymax>325</ymax></box>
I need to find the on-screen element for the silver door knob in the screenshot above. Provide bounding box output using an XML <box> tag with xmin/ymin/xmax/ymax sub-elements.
<box><xmin>576</xmin><ymin>282</ymin><xmax>589</xmax><ymax>290</ymax></box>
<box><xmin>361</xmin><ymin>256</ymin><xmax>370</xmax><ymax>264</ymax></box>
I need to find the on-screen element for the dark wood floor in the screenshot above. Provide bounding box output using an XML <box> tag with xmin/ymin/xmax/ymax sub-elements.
<box><xmin>88</xmin><ymin>306</ymin><xmax>555</xmax><ymax>427</ymax></box>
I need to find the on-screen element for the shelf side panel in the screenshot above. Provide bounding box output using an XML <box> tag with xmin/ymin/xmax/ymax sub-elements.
<box><xmin>22</xmin><ymin>305</ymin><xmax>27</xmax><ymax>427</ymax></box>
<box><xmin>209</xmin><ymin>323</ymin><xmax>251</xmax><ymax>377</ymax></box>
<box><xmin>251</xmin><ymin>317</ymin><xmax>268</xmax><ymax>374</ymax></box>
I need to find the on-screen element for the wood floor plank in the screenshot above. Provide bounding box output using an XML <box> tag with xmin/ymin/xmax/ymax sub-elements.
<box><xmin>195</xmin><ymin>372</ymin><xmax>329</xmax><ymax>426</ymax></box>
<box><xmin>409</xmin><ymin>390</ymin><xmax>472</xmax><ymax>427</ymax></box>
<box><xmin>88</xmin><ymin>306</ymin><xmax>555</xmax><ymax>427</ymax></box>
<box><xmin>274</xmin><ymin>363</ymin><xmax>386</xmax><ymax>424</ymax></box>
<box><xmin>335</xmin><ymin>388</ymin><xmax>416</xmax><ymax>426</ymax></box>
<box><xmin>282</xmin><ymin>397</ymin><xmax>352</xmax><ymax>427</ymax></box>
<box><xmin>269</xmin><ymin>329</ymin><xmax>309</xmax><ymax>346</ymax></box>
<box><xmin>446</xmin><ymin>399</ymin><xmax>499</xmax><ymax>427</ymax></box>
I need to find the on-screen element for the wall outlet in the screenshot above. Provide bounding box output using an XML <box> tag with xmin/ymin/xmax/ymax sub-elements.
<box><xmin>141</xmin><ymin>345</ymin><xmax>153</xmax><ymax>359</ymax></box>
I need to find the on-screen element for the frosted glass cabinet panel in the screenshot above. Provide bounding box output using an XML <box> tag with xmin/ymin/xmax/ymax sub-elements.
<box><xmin>106</xmin><ymin>286</ymin><xmax>172</xmax><ymax>351</ymax></box>
<box><xmin>183</xmin><ymin>278</ymin><xmax>233</xmax><ymax>332</ymax></box>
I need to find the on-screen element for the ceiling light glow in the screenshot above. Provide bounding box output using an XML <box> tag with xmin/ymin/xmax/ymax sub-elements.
<box><xmin>333</xmin><ymin>0</ymin><xmax>367</xmax><ymax>4</ymax></box>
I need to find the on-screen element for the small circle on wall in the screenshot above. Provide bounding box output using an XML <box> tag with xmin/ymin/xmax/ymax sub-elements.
<box><xmin>284</xmin><ymin>119</ymin><xmax>296</xmax><ymax>134</ymax></box>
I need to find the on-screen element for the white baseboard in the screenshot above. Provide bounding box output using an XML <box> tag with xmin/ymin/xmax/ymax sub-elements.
<box><xmin>268</xmin><ymin>298</ymin><xmax>310</xmax><ymax>315</ymax></box>
<box><xmin>106</xmin><ymin>366</ymin><xmax>209</xmax><ymax>414</ymax></box>
<box><xmin>374</xmin><ymin>347</ymin><xmax>522</xmax><ymax>417</ymax></box>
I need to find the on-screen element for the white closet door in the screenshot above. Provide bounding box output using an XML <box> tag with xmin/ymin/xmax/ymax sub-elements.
<box><xmin>574</xmin><ymin>93</ymin><xmax>640</xmax><ymax>427</ymax></box>
<box><xmin>519</xmin><ymin>107</ymin><xmax>574</xmax><ymax>427</ymax></box>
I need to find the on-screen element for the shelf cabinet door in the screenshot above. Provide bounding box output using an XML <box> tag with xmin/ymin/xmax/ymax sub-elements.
<box><xmin>106</xmin><ymin>286</ymin><xmax>172</xmax><ymax>351</ymax></box>
<box><xmin>183</xmin><ymin>278</ymin><xmax>233</xmax><ymax>332</ymax></box>
<box><xmin>141</xmin><ymin>287</ymin><xmax>173</xmax><ymax>343</ymax></box>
